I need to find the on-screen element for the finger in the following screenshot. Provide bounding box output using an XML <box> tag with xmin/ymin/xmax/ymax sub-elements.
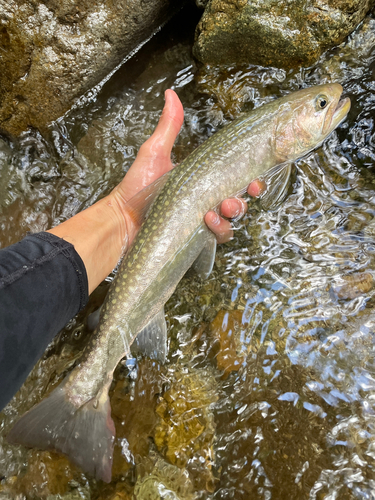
<box><xmin>248</xmin><ymin>179</ymin><xmax>266</xmax><ymax>197</ymax></box>
<box><xmin>138</xmin><ymin>89</ymin><xmax>184</xmax><ymax>168</ymax></box>
<box><xmin>220</xmin><ymin>198</ymin><xmax>248</xmax><ymax>220</ymax></box>
<box><xmin>156</xmin><ymin>89</ymin><xmax>184</xmax><ymax>147</ymax></box>
<box><xmin>205</xmin><ymin>211</ymin><xmax>233</xmax><ymax>244</ymax></box>
<box><xmin>219</xmin><ymin>180</ymin><xmax>265</xmax><ymax>219</ymax></box>
<box><xmin>118</xmin><ymin>90</ymin><xmax>184</xmax><ymax>199</ymax></box>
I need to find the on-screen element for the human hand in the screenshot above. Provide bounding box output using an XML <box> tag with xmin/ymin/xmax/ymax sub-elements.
<box><xmin>48</xmin><ymin>89</ymin><xmax>263</xmax><ymax>294</ymax></box>
<box><xmin>111</xmin><ymin>89</ymin><xmax>263</xmax><ymax>246</ymax></box>
<box><xmin>204</xmin><ymin>180</ymin><xmax>264</xmax><ymax>244</ymax></box>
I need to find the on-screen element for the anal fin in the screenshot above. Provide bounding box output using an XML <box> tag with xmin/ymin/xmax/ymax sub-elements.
<box><xmin>132</xmin><ymin>308</ymin><xmax>168</xmax><ymax>364</ymax></box>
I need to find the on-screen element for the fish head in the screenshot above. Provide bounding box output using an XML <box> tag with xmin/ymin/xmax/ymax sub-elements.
<box><xmin>274</xmin><ymin>83</ymin><xmax>351</xmax><ymax>163</ymax></box>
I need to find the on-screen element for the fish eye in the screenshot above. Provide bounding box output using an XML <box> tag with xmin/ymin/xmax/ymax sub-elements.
<box><xmin>316</xmin><ymin>95</ymin><xmax>328</xmax><ymax>110</ymax></box>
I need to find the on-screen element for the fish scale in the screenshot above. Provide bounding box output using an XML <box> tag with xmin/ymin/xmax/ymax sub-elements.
<box><xmin>7</xmin><ymin>83</ymin><xmax>350</xmax><ymax>483</ymax></box>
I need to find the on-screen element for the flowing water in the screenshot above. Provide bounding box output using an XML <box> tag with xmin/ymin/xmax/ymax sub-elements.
<box><xmin>1</xmin><ymin>5</ymin><xmax>375</xmax><ymax>499</ymax></box>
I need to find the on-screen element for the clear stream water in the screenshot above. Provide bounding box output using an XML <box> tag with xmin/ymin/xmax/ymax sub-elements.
<box><xmin>2</xmin><ymin>5</ymin><xmax>375</xmax><ymax>499</ymax></box>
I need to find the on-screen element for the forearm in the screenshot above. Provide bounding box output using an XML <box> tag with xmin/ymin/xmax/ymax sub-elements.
<box><xmin>47</xmin><ymin>194</ymin><xmax>129</xmax><ymax>295</ymax></box>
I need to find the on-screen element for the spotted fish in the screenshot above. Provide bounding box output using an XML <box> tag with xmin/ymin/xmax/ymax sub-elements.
<box><xmin>8</xmin><ymin>84</ymin><xmax>350</xmax><ymax>482</ymax></box>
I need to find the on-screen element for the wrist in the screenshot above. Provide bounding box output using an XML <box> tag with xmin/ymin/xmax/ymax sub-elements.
<box><xmin>47</xmin><ymin>194</ymin><xmax>130</xmax><ymax>295</ymax></box>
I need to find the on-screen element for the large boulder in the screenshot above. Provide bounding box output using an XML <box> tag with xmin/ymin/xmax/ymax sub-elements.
<box><xmin>0</xmin><ymin>0</ymin><xmax>182</xmax><ymax>136</ymax></box>
<box><xmin>193</xmin><ymin>0</ymin><xmax>375</xmax><ymax>69</ymax></box>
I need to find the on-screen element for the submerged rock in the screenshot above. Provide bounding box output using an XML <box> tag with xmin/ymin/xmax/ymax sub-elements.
<box><xmin>134</xmin><ymin>457</ymin><xmax>196</xmax><ymax>500</ymax></box>
<box><xmin>330</xmin><ymin>272</ymin><xmax>373</xmax><ymax>300</ymax></box>
<box><xmin>0</xmin><ymin>0</ymin><xmax>182</xmax><ymax>136</ymax></box>
<box><xmin>193</xmin><ymin>0</ymin><xmax>375</xmax><ymax>69</ymax></box>
<box><xmin>0</xmin><ymin>450</ymin><xmax>86</xmax><ymax>499</ymax></box>
<box><xmin>154</xmin><ymin>366</ymin><xmax>218</xmax><ymax>492</ymax></box>
<box><xmin>206</xmin><ymin>309</ymin><xmax>246</xmax><ymax>378</ymax></box>
<box><xmin>110</xmin><ymin>358</ymin><xmax>165</xmax><ymax>479</ymax></box>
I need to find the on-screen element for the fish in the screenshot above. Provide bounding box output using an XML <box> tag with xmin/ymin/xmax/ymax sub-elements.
<box><xmin>7</xmin><ymin>84</ymin><xmax>350</xmax><ymax>482</ymax></box>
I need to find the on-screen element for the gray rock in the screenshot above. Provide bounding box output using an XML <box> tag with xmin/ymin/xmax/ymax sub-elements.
<box><xmin>0</xmin><ymin>0</ymin><xmax>183</xmax><ymax>136</ymax></box>
<box><xmin>193</xmin><ymin>0</ymin><xmax>375</xmax><ymax>69</ymax></box>
<box><xmin>318</xmin><ymin>17</ymin><xmax>375</xmax><ymax>84</ymax></box>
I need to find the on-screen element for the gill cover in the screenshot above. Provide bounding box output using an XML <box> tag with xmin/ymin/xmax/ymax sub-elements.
<box><xmin>274</xmin><ymin>83</ymin><xmax>348</xmax><ymax>163</ymax></box>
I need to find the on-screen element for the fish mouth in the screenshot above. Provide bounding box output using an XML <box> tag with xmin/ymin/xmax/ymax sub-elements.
<box><xmin>322</xmin><ymin>92</ymin><xmax>350</xmax><ymax>137</ymax></box>
<box><xmin>332</xmin><ymin>96</ymin><xmax>351</xmax><ymax>127</ymax></box>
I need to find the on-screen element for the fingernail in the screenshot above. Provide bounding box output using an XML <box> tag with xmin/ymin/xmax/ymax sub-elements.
<box><xmin>249</xmin><ymin>179</ymin><xmax>267</xmax><ymax>197</ymax></box>
<box><xmin>231</xmin><ymin>200</ymin><xmax>241</xmax><ymax>217</ymax></box>
<box><xmin>211</xmin><ymin>213</ymin><xmax>220</xmax><ymax>225</ymax></box>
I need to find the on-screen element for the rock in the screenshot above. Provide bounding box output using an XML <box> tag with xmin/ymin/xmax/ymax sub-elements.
<box><xmin>134</xmin><ymin>457</ymin><xmax>196</xmax><ymax>500</ymax></box>
<box><xmin>330</xmin><ymin>272</ymin><xmax>373</xmax><ymax>300</ymax></box>
<box><xmin>194</xmin><ymin>16</ymin><xmax>375</xmax><ymax>120</ymax></box>
<box><xmin>317</xmin><ymin>17</ymin><xmax>375</xmax><ymax>84</ymax></box>
<box><xmin>207</xmin><ymin>309</ymin><xmax>246</xmax><ymax>378</ymax></box>
<box><xmin>154</xmin><ymin>366</ymin><xmax>217</xmax><ymax>490</ymax></box>
<box><xmin>0</xmin><ymin>450</ymin><xmax>85</xmax><ymax>499</ymax></box>
<box><xmin>193</xmin><ymin>0</ymin><xmax>375</xmax><ymax>69</ymax></box>
<box><xmin>0</xmin><ymin>0</ymin><xmax>182</xmax><ymax>136</ymax></box>
<box><xmin>110</xmin><ymin>358</ymin><xmax>165</xmax><ymax>479</ymax></box>
<box><xmin>195</xmin><ymin>0</ymin><xmax>209</xmax><ymax>8</ymax></box>
<box><xmin>94</xmin><ymin>481</ymin><xmax>133</xmax><ymax>500</ymax></box>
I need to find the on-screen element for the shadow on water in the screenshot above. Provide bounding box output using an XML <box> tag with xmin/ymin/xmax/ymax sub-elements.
<box><xmin>2</xmin><ymin>4</ymin><xmax>375</xmax><ymax>499</ymax></box>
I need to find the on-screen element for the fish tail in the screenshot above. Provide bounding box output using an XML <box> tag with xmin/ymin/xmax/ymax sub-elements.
<box><xmin>7</xmin><ymin>378</ymin><xmax>115</xmax><ymax>482</ymax></box>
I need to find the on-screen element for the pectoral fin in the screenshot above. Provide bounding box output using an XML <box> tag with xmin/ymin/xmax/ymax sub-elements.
<box><xmin>192</xmin><ymin>233</ymin><xmax>217</xmax><ymax>279</ymax></box>
<box><xmin>133</xmin><ymin>308</ymin><xmax>168</xmax><ymax>364</ymax></box>
<box><xmin>260</xmin><ymin>162</ymin><xmax>292</xmax><ymax>211</ymax></box>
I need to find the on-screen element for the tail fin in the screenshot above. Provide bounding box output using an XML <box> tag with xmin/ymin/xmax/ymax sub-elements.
<box><xmin>7</xmin><ymin>380</ymin><xmax>115</xmax><ymax>482</ymax></box>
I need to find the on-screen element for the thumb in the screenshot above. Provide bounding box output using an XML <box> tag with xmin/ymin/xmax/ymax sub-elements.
<box><xmin>114</xmin><ymin>90</ymin><xmax>184</xmax><ymax>201</ymax></box>
<box><xmin>138</xmin><ymin>89</ymin><xmax>184</xmax><ymax>163</ymax></box>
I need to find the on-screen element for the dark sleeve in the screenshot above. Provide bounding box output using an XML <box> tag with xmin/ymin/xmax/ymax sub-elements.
<box><xmin>0</xmin><ymin>232</ymin><xmax>88</xmax><ymax>410</ymax></box>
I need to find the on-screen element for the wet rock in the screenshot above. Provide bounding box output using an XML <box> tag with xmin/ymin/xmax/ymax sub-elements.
<box><xmin>154</xmin><ymin>367</ymin><xmax>217</xmax><ymax>490</ymax></box>
<box><xmin>315</xmin><ymin>17</ymin><xmax>375</xmax><ymax>84</ymax></box>
<box><xmin>194</xmin><ymin>16</ymin><xmax>375</xmax><ymax>120</ymax></box>
<box><xmin>134</xmin><ymin>456</ymin><xmax>195</xmax><ymax>500</ymax></box>
<box><xmin>206</xmin><ymin>309</ymin><xmax>246</xmax><ymax>378</ymax></box>
<box><xmin>193</xmin><ymin>0</ymin><xmax>375</xmax><ymax>69</ymax></box>
<box><xmin>331</xmin><ymin>272</ymin><xmax>373</xmax><ymax>300</ymax></box>
<box><xmin>0</xmin><ymin>450</ymin><xmax>86</xmax><ymax>499</ymax></box>
<box><xmin>0</xmin><ymin>0</ymin><xmax>182</xmax><ymax>136</ymax></box>
<box><xmin>195</xmin><ymin>0</ymin><xmax>209</xmax><ymax>8</ymax></box>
